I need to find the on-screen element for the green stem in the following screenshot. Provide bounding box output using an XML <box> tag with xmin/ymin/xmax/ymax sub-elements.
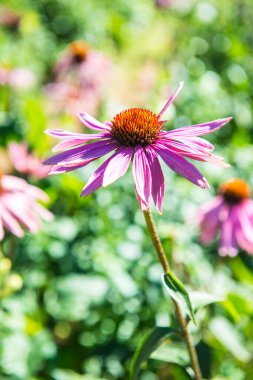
<box><xmin>143</xmin><ymin>209</ymin><xmax>202</xmax><ymax>380</ymax></box>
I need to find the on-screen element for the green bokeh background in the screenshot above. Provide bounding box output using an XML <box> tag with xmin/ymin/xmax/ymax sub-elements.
<box><xmin>1</xmin><ymin>0</ymin><xmax>253</xmax><ymax>379</ymax></box>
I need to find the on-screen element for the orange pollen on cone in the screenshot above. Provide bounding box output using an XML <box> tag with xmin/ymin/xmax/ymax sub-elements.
<box><xmin>69</xmin><ymin>41</ymin><xmax>89</xmax><ymax>62</ymax></box>
<box><xmin>110</xmin><ymin>108</ymin><xmax>161</xmax><ymax>147</ymax></box>
<box><xmin>219</xmin><ymin>178</ymin><xmax>251</xmax><ymax>204</ymax></box>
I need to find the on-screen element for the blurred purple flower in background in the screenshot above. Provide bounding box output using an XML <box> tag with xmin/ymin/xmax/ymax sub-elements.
<box><xmin>0</xmin><ymin>7</ymin><xmax>21</xmax><ymax>30</ymax></box>
<box><xmin>199</xmin><ymin>178</ymin><xmax>253</xmax><ymax>256</ymax></box>
<box><xmin>0</xmin><ymin>66</ymin><xmax>36</xmax><ymax>89</ymax></box>
<box><xmin>155</xmin><ymin>0</ymin><xmax>172</xmax><ymax>9</ymax></box>
<box><xmin>8</xmin><ymin>142</ymin><xmax>49</xmax><ymax>179</ymax></box>
<box><xmin>45</xmin><ymin>40</ymin><xmax>111</xmax><ymax>116</ymax></box>
<box><xmin>0</xmin><ymin>172</ymin><xmax>53</xmax><ymax>240</ymax></box>
<box><xmin>44</xmin><ymin>82</ymin><xmax>231</xmax><ymax>213</ymax></box>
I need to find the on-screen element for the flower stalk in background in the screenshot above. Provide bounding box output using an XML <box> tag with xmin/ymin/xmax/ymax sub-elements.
<box><xmin>199</xmin><ymin>178</ymin><xmax>253</xmax><ymax>256</ymax></box>
<box><xmin>44</xmin><ymin>81</ymin><xmax>231</xmax><ymax>214</ymax></box>
<box><xmin>0</xmin><ymin>171</ymin><xmax>53</xmax><ymax>240</ymax></box>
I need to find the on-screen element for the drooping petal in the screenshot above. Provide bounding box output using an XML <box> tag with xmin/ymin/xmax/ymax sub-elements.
<box><xmin>45</xmin><ymin>129</ymin><xmax>108</xmax><ymax>140</ymax></box>
<box><xmin>158</xmin><ymin>81</ymin><xmax>184</xmax><ymax>119</ymax></box>
<box><xmin>234</xmin><ymin>202</ymin><xmax>253</xmax><ymax>254</ymax></box>
<box><xmin>2</xmin><ymin>195</ymin><xmax>41</xmax><ymax>233</ymax></box>
<box><xmin>102</xmin><ymin>147</ymin><xmax>133</xmax><ymax>187</ymax></box>
<box><xmin>153</xmin><ymin>144</ymin><xmax>210</xmax><ymax>189</ymax></box>
<box><xmin>81</xmin><ymin>150</ymin><xmax>129</xmax><ymax>197</ymax></box>
<box><xmin>0</xmin><ymin>204</ymin><xmax>24</xmax><ymax>238</ymax></box>
<box><xmin>132</xmin><ymin>146</ymin><xmax>151</xmax><ymax>207</ymax></box>
<box><xmin>48</xmin><ymin>160</ymin><xmax>96</xmax><ymax>175</ymax></box>
<box><xmin>145</xmin><ymin>147</ymin><xmax>165</xmax><ymax>214</ymax></box>
<box><xmin>198</xmin><ymin>197</ymin><xmax>224</xmax><ymax>244</ymax></box>
<box><xmin>79</xmin><ymin>112</ymin><xmax>111</xmax><ymax>131</ymax></box>
<box><xmin>51</xmin><ymin>134</ymin><xmax>110</xmax><ymax>152</ymax></box>
<box><xmin>163</xmin><ymin>117</ymin><xmax>232</xmax><ymax>138</ymax></box>
<box><xmin>43</xmin><ymin>139</ymin><xmax>118</xmax><ymax>166</ymax></box>
<box><xmin>135</xmin><ymin>186</ymin><xmax>149</xmax><ymax>211</ymax></box>
<box><xmin>158</xmin><ymin>138</ymin><xmax>229</xmax><ymax>167</ymax></box>
<box><xmin>219</xmin><ymin>207</ymin><xmax>238</xmax><ymax>257</ymax></box>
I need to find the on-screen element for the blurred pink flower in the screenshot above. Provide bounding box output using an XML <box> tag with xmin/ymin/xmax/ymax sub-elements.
<box><xmin>199</xmin><ymin>178</ymin><xmax>253</xmax><ymax>256</ymax></box>
<box><xmin>8</xmin><ymin>142</ymin><xmax>49</xmax><ymax>179</ymax></box>
<box><xmin>155</xmin><ymin>0</ymin><xmax>172</xmax><ymax>8</ymax></box>
<box><xmin>0</xmin><ymin>66</ymin><xmax>35</xmax><ymax>89</ymax></box>
<box><xmin>45</xmin><ymin>41</ymin><xmax>111</xmax><ymax>116</ymax></box>
<box><xmin>0</xmin><ymin>7</ymin><xmax>21</xmax><ymax>30</ymax></box>
<box><xmin>0</xmin><ymin>172</ymin><xmax>53</xmax><ymax>240</ymax></box>
<box><xmin>44</xmin><ymin>82</ymin><xmax>231</xmax><ymax>213</ymax></box>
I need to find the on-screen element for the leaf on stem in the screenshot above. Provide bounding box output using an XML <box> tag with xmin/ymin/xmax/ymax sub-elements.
<box><xmin>129</xmin><ymin>326</ymin><xmax>178</xmax><ymax>380</ymax></box>
<box><xmin>163</xmin><ymin>271</ymin><xmax>196</xmax><ymax>324</ymax></box>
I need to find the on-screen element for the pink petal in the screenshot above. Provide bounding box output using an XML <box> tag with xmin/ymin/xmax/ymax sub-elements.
<box><xmin>158</xmin><ymin>139</ymin><xmax>229</xmax><ymax>167</ymax></box>
<box><xmin>48</xmin><ymin>160</ymin><xmax>96</xmax><ymax>175</ymax></box>
<box><xmin>79</xmin><ymin>112</ymin><xmax>111</xmax><ymax>131</ymax></box>
<box><xmin>45</xmin><ymin>129</ymin><xmax>106</xmax><ymax>139</ymax></box>
<box><xmin>198</xmin><ymin>197</ymin><xmax>224</xmax><ymax>244</ymax></box>
<box><xmin>33</xmin><ymin>203</ymin><xmax>54</xmax><ymax>222</ymax></box>
<box><xmin>102</xmin><ymin>147</ymin><xmax>133</xmax><ymax>187</ymax></box>
<box><xmin>3</xmin><ymin>197</ymin><xmax>40</xmax><ymax>233</ymax></box>
<box><xmin>135</xmin><ymin>186</ymin><xmax>149</xmax><ymax>211</ymax></box>
<box><xmin>145</xmin><ymin>147</ymin><xmax>165</xmax><ymax>214</ymax></box>
<box><xmin>153</xmin><ymin>144</ymin><xmax>210</xmax><ymax>189</ymax></box>
<box><xmin>81</xmin><ymin>149</ymin><xmax>129</xmax><ymax>197</ymax></box>
<box><xmin>158</xmin><ymin>81</ymin><xmax>184</xmax><ymax>119</ymax></box>
<box><xmin>52</xmin><ymin>134</ymin><xmax>109</xmax><ymax>152</ymax></box>
<box><xmin>44</xmin><ymin>139</ymin><xmax>118</xmax><ymax>165</ymax></box>
<box><xmin>163</xmin><ymin>117</ymin><xmax>232</xmax><ymax>138</ymax></box>
<box><xmin>219</xmin><ymin>207</ymin><xmax>238</xmax><ymax>257</ymax></box>
<box><xmin>0</xmin><ymin>217</ymin><xmax>4</xmax><ymax>240</ymax></box>
<box><xmin>0</xmin><ymin>204</ymin><xmax>24</xmax><ymax>238</ymax></box>
<box><xmin>132</xmin><ymin>146</ymin><xmax>151</xmax><ymax>207</ymax></box>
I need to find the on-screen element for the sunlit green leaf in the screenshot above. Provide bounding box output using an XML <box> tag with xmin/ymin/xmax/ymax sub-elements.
<box><xmin>163</xmin><ymin>271</ymin><xmax>196</xmax><ymax>323</ymax></box>
<box><xmin>151</xmin><ymin>342</ymin><xmax>189</xmax><ymax>366</ymax></box>
<box><xmin>209</xmin><ymin>317</ymin><xmax>251</xmax><ymax>363</ymax></box>
<box><xmin>190</xmin><ymin>291</ymin><xmax>224</xmax><ymax>312</ymax></box>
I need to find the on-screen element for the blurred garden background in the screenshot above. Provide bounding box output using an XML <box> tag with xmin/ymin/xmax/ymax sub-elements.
<box><xmin>1</xmin><ymin>0</ymin><xmax>253</xmax><ymax>379</ymax></box>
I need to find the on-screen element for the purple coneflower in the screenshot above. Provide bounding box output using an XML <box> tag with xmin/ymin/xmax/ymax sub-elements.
<box><xmin>199</xmin><ymin>178</ymin><xmax>253</xmax><ymax>256</ymax></box>
<box><xmin>45</xmin><ymin>41</ymin><xmax>111</xmax><ymax>116</ymax></box>
<box><xmin>8</xmin><ymin>142</ymin><xmax>49</xmax><ymax>179</ymax></box>
<box><xmin>44</xmin><ymin>82</ymin><xmax>231</xmax><ymax>213</ymax></box>
<box><xmin>0</xmin><ymin>172</ymin><xmax>53</xmax><ymax>240</ymax></box>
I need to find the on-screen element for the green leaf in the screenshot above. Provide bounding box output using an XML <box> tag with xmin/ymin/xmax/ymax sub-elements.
<box><xmin>163</xmin><ymin>271</ymin><xmax>196</xmax><ymax>324</ymax></box>
<box><xmin>157</xmin><ymin>363</ymin><xmax>192</xmax><ymax>380</ymax></box>
<box><xmin>190</xmin><ymin>291</ymin><xmax>224</xmax><ymax>312</ymax></box>
<box><xmin>151</xmin><ymin>342</ymin><xmax>189</xmax><ymax>366</ymax></box>
<box><xmin>129</xmin><ymin>327</ymin><xmax>177</xmax><ymax>380</ymax></box>
<box><xmin>209</xmin><ymin>317</ymin><xmax>251</xmax><ymax>362</ymax></box>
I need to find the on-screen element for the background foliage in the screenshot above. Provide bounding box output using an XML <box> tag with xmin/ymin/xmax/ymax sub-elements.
<box><xmin>1</xmin><ymin>0</ymin><xmax>253</xmax><ymax>379</ymax></box>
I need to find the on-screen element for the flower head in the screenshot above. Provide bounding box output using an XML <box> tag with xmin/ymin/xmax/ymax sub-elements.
<box><xmin>44</xmin><ymin>82</ymin><xmax>231</xmax><ymax>213</ymax></box>
<box><xmin>8</xmin><ymin>142</ymin><xmax>49</xmax><ymax>179</ymax></box>
<box><xmin>0</xmin><ymin>171</ymin><xmax>53</xmax><ymax>240</ymax></box>
<box><xmin>199</xmin><ymin>178</ymin><xmax>253</xmax><ymax>256</ymax></box>
<box><xmin>45</xmin><ymin>40</ymin><xmax>111</xmax><ymax>116</ymax></box>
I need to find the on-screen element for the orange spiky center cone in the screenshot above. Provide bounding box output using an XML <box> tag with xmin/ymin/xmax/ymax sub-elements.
<box><xmin>69</xmin><ymin>41</ymin><xmax>89</xmax><ymax>62</ymax></box>
<box><xmin>219</xmin><ymin>178</ymin><xmax>251</xmax><ymax>204</ymax></box>
<box><xmin>111</xmin><ymin>108</ymin><xmax>162</xmax><ymax>147</ymax></box>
